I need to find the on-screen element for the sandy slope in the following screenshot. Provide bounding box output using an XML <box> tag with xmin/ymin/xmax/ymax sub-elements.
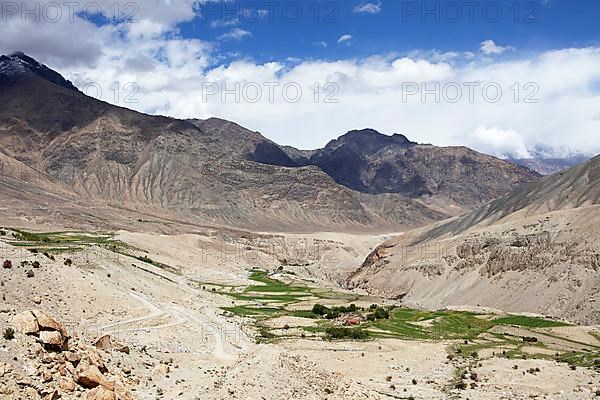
<box><xmin>1</xmin><ymin>230</ymin><xmax>599</xmax><ymax>399</ymax></box>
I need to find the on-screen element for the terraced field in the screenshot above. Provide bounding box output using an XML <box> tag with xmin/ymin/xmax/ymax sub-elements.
<box><xmin>2</xmin><ymin>228</ymin><xmax>180</xmax><ymax>275</ymax></box>
<box><xmin>213</xmin><ymin>269</ymin><xmax>600</xmax><ymax>368</ymax></box>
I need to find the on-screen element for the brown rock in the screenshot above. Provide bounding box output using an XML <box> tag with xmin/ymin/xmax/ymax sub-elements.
<box><xmin>10</xmin><ymin>310</ymin><xmax>40</xmax><ymax>335</ymax></box>
<box><xmin>41</xmin><ymin>369</ymin><xmax>53</xmax><ymax>383</ymax></box>
<box><xmin>65</xmin><ymin>351</ymin><xmax>81</xmax><ymax>365</ymax></box>
<box><xmin>75</xmin><ymin>363</ymin><xmax>114</xmax><ymax>390</ymax></box>
<box><xmin>32</xmin><ymin>310</ymin><xmax>68</xmax><ymax>337</ymax></box>
<box><xmin>40</xmin><ymin>330</ymin><xmax>67</xmax><ymax>350</ymax></box>
<box><xmin>83</xmin><ymin>351</ymin><xmax>108</xmax><ymax>373</ymax></box>
<box><xmin>44</xmin><ymin>391</ymin><xmax>60</xmax><ymax>400</ymax></box>
<box><xmin>87</xmin><ymin>387</ymin><xmax>116</xmax><ymax>400</ymax></box>
<box><xmin>113</xmin><ymin>381</ymin><xmax>135</xmax><ymax>400</ymax></box>
<box><xmin>59</xmin><ymin>377</ymin><xmax>76</xmax><ymax>392</ymax></box>
<box><xmin>115</xmin><ymin>344</ymin><xmax>130</xmax><ymax>354</ymax></box>
<box><xmin>152</xmin><ymin>364</ymin><xmax>170</xmax><ymax>376</ymax></box>
<box><xmin>95</xmin><ymin>335</ymin><xmax>112</xmax><ymax>351</ymax></box>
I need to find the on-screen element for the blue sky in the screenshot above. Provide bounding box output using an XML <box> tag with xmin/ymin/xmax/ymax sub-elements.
<box><xmin>1</xmin><ymin>0</ymin><xmax>599</xmax><ymax>156</ymax></box>
<box><xmin>181</xmin><ymin>0</ymin><xmax>600</xmax><ymax>65</ymax></box>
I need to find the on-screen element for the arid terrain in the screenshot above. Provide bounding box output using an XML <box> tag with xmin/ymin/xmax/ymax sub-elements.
<box><xmin>1</xmin><ymin>228</ymin><xmax>599</xmax><ymax>399</ymax></box>
<box><xmin>0</xmin><ymin>52</ymin><xmax>599</xmax><ymax>399</ymax></box>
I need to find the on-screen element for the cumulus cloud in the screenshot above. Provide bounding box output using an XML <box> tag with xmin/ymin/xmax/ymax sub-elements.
<box><xmin>467</xmin><ymin>126</ymin><xmax>532</xmax><ymax>159</ymax></box>
<box><xmin>353</xmin><ymin>1</ymin><xmax>382</xmax><ymax>14</ymax></box>
<box><xmin>0</xmin><ymin>1</ymin><xmax>599</xmax><ymax>157</ymax></box>
<box><xmin>480</xmin><ymin>40</ymin><xmax>516</xmax><ymax>55</ymax></box>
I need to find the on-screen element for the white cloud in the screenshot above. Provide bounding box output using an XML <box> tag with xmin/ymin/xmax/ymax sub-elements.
<box><xmin>353</xmin><ymin>1</ymin><xmax>382</xmax><ymax>14</ymax></box>
<box><xmin>467</xmin><ymin>126</ymin><xmax>532</xmax><ymax>159</ymax></box>
<box><xmin>480</xmin><ymin>40</ymin><xmax>516</xmax><ymax>55</ymax></box>
<box><xmin>337</xmin><ymin>34</ymin><xmax>353</xmax><ymax>45</ymax></box>
<box><xmin>1</xmin><ymin>2</ymin><xmax>599</xmax><ymax>157</ymax></box>
<box><xmin>218</xmin><ymin>28</ymin><xmax>252</xmax><ymax>41</ymax></box>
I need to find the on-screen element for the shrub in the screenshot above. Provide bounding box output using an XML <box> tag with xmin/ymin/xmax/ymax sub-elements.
<box><xmin>373</xmin><ymin>307</ymin><xmax>390</xmax><ymax>320</ymax></box>
<box><xmin>64</xmin><ymin>258</ymin><xmax>72</xmax><ymax>266</ymax></box>
<box><xmin>32</xmin><ymin>261</ymin><xmax>40</xmax><ymax>268</ymax></box>
<box><xmin>3</xmin><ymin>327</ymin><xmax>15</xmax><ymax>340</ymax></box>
<box><xmin>366</xmin><ymin>307</ymin><xmax>390</xmax><ymax>321</ymax></box>
<box><xmin>325</xmin><ymin>327</ymin><xmax>368</xmax><ymax>340</ymax></box>
<box><xmin>311</xmin><ymin>304</ymin><xmax>329</xmax><ymax>316</ymax></box>
<box><xmin>2</xmin><ymin>260</ymin><xmax>11</xmax><ymax>269</ymax></box>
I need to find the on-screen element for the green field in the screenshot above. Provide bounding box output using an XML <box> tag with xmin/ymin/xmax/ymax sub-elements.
<box><xmin>493</xmin><ymin>315</ymin><xmax>570</xmax><ymax>328</ymax></box>
<box><xmin>213</xmin><ymin>269</ymin><xmax>600</xmax><ymax>368</ymax></box>
<box><xmin>3</xmin><ymin>229</ymin><xmax>180</xmax><ymax>275</ymax></box>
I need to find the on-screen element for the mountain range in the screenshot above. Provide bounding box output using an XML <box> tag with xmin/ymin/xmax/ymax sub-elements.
<box><xmin>347</xmin><ymin>154</ymin><xmax>600</xmax><ymax>323</ymax></box>
<box><xmin>0</xmin><ymin>53</ymin><xmax>544</xmax><ymax>232</ymax></box>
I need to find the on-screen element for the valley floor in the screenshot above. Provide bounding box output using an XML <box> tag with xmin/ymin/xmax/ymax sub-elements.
<box><xmin>0</xmin><ymin>228</ymin><xmax>598</xmax><ymax>399</ymax></box>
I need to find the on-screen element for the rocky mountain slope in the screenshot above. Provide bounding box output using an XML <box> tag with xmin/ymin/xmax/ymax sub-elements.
<box><xmin>347</xmin><ymin>155</ymin><xmax>600</xmax><ymax>324</ymax></box>
<box><xmin>509</xmin><ymin>155</ymin><xmax>591</xmax><ymax>175</ymax></box>
<box><xmin>0</xmin><ymin>52</ymin><xmax>448</xmax><ymax>232</ymax></box>
<box><xmin>278</xmin><ymin>128</ymin><xmax>540</xmax><ymax>213</ymax></box>
<box><xmin>0</xmin><ymin>52</ymin><xmax>541</xmax><ymax>231</ymax></box>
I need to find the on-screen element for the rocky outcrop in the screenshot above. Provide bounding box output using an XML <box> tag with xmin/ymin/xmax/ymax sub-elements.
<box><xmin>5</xmin><ymin>310</ymin><xmax>136</xmax><ymax>399</ymax></box>
<box><xmin>281</xmin><ymin>128</ymin><xmax>540</xmax><ymax>210</ymax></box>
<box><xmin>0</xmin><ymin>53</ymin><xmax>540</xmax><ymax>232</ymax></box>
<box><xmin>347</xmin><ymin>156</ymin><xmax>600</xmax><ymax>323</ymax></box>
<box><xmin>11</xmin><ymin>309</ymin><xmax>68</xmax><ymax>350</ymax></box>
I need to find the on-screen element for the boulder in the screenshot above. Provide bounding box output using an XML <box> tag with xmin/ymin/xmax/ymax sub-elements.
<box><xmin>65</xmin><ymin>352</ymin><xmax>81</xmax><ymax>365</ymax></box>
<box><xmin>115</xmin><ymin>344</ymin><xmax>130</xmax><ymax>354</ymax></box>
<box><xmin>87</xmin><ymin>387</ymin><xmax>116</xmax><ymax>400</ymax></box>
<box><xmin>75</xmin><ymin>363</ymin><xmax>113</xmax><ymax>390</ymax></box>
<box><xmin>95</xmin><ymin>335</ymin><xmax>112</xmax><ymax>351</ymax></box>
<box><xmin>59</xmin><ymin>377</ymin><xmax>76</xmax><ymax>392</ymax></box>
<box><xmin>95</xmin><ymin>334</ymin><xmax>130</xmax><ymax>354</ymax></box>
<box><xmin>39</xmin><ymin>330</ymin><xmax>67</xmax><ymax>350</ymax></box>
<box><xmin>10</xmin><ymin>311</ymin><xmax>39</xmax><ymax>335</ymax></box>
<box><xmin>32</xmin><ymin>310</ymin><xmax>68</xmax><ymax>337</ymax></box>
<box><xmin>82</xmin><ymin>350</ymin><xmax>108</xmax><ymax>373</ymax></box>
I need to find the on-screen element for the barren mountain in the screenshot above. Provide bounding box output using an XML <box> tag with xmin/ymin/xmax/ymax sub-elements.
<box><xmin>347</xmin><ymin>155</ymin><xmax>600</xmax><ymax>324</ymax></box>
<box><xmin>0</xmin><ymin>52</ymin><xmax>447</xmax><ymax>232</ymax></box>
<box><xmin>278</xmin><ymin>129</ymin><xmax>540</xmax><ymax>212</ymax></box>
<box><xmin>509</xmin><ymin>155</ymin><xmax>591</xmax><ymax>175</ymax></box>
